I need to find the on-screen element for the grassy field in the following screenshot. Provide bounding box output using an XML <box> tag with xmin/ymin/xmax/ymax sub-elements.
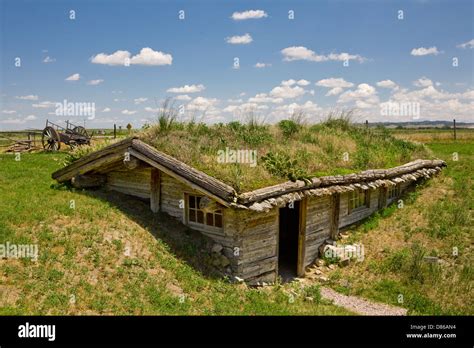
<box><xmin>0</xmin><ymin>152</ymin><xmax>349</xmax><ymax>315</ymax></box>
<box><xmin>0</xmin><ymin>127</ymin><xmax>472</xmax><ymax>315</ymax></box>
<box><xmin>324</xmin><ymin>135</ymin><xmax>473</xmax><ymax>315</ymax></box>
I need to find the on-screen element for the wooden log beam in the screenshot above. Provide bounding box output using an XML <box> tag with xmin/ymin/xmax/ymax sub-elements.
<box><xmin>329</xmin><ymin>193</ymin><xmax>340</xmax><ymax>240</ymax></box>
<box><xmin>52</xmin><ymin>137</ymin><xmax>136</xmax><ymax>181</ymax></box>
<box><xmin>238</xmin><ymin>159</ymin><xmax>446</xmax><ymax>204</ymax></box>
<box><xmin>54</xmin><ymin>151</ymin><xmax>125</xmax><ymax>182</ymax></box>
<box><xmin>123</xmin><ymin>155</ymin><xmax>141</xmax><ymax>170</ymax></box>
<box><xmin>71</xmin><ymin>174</ymin><xmax>106</xmax><ymax>188</ymax></box>
<box><xmin>127</xmin><ymin>147</ymin><xmax>232</xmax><ymax>207</ymax></box>
<box><xmin>150</xmin><ymin>168</ymin><xmax>161</xmax><ymax>213</ymax></box>
<box><xmin>130</xmin><ymin>139</ymin><xmax>236</xmax><ymax>203</ymax></box>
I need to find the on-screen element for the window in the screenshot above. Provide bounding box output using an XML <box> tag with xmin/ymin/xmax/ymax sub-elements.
<box><xmin>348</xmin><ymin>189</ymin><xmax>370</xmax><ymax>213</ymax></box>
<box><xmin>388</xmin><ymin>184</ymin><xmax>400</xmax><ymax>200</ymax></box>
<box><xmin>187</xmin><ymin>195</ymin><xmax>223</xmax><ymax>229</ymax></box>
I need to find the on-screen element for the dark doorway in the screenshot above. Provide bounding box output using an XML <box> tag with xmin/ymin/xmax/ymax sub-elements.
<box><xmin>278</xmin><ymin>201</ymin><xmax>300</xmax><ymax>280</ymax></box>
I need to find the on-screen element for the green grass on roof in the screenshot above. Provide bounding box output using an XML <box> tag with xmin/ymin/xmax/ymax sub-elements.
<box><xmin>138</xmin><ymin>116</ymin><xmax>432</xmax><ymax>193</ymax></box>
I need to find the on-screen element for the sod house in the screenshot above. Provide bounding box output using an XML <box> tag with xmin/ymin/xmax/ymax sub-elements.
<box><xmin>52</xmin><ymin>136</ymin><xmax>446</xmax><ymax>284</ymax></box>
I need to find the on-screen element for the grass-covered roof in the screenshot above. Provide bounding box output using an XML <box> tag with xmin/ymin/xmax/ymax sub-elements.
<box><xmin>139</xmin><ymin>114</ymin><xmax>431</xmax><ymax>193</ymax></box>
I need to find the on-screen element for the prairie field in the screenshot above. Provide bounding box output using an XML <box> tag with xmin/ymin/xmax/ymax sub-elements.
<box><xmin>0</xmin><ymin>126</ymin><xmax>472</xmax><ymax>315</ymax></box>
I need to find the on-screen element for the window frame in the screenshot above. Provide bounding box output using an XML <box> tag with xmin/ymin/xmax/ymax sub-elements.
<box><xmin>348</xmin><ymin>189</ymin><xmax>370</xmax><ymax>214</ymax></box>
<box><xmin>184</xmin><ymin>193</ymin><xmax>224</xmax><ymax>231</ymax></box>
<box><xmin>387</xmin><ymin>184</ymin><xmax>401</xmax><ymax>201</ymax></box>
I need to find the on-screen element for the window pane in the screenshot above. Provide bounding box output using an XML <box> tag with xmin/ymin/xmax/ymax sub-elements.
<box><xmin>196</xmin><ymin>196</ymin><xmax>201</xmax><ymax>208</ymax></box>
<box><xmin>197</xmin><ymin>210</ymin><xmax>204</xmax><ymax>224</ymax></box>
<box><xmin>189</xmin><ymin>196</ymin><xmax>195</xmax><ymax>208</ymax></box>
<box><xmin>215</xmin><ymin>214</ymin><xmax>223</xmax><ymax>228</ymax></box>
<box><xmin>189</xmin><ymin>209</ymin><xmax>196</xmax><ymax>222</ymax></box>
<box><xmin>206</xmin><ymin>213</ymin><xmax>214</xmax><ymax>226</ymax></box>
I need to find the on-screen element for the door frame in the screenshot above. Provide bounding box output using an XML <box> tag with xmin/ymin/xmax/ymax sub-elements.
<box><xmin>297</xmin><ymin>198</ymin><xmax>307</xmax><ymax>277</ymax></box>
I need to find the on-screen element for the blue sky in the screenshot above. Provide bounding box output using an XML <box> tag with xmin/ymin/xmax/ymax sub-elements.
<box><xmin>1</xmin><ymin>0</ymin><xmax>473</xmax><ymax>130</ymax></box>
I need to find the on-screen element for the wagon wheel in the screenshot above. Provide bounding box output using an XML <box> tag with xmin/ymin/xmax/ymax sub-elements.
<box><xmin>72</xmin><ymin>126</ymin><xmax>90</xmax><ymax>145</ymax></box>
<box><xmin>72</xmin><ymin>126</ymin><xmax>89</xmax><ymax>138</ymax></box>
<box><xmin>42</xmin><ymin>126</ymin><xmax>61</xmax><ymax>151</ymax></box>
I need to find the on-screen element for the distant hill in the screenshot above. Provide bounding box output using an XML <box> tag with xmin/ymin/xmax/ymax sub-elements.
<box><xmin>362</xmin><ymin>120</ymin><xmax>474</xmax><ymax>129</ymax></box>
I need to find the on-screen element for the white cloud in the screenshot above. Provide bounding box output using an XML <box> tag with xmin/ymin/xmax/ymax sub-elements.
<box><xmin>15</xmin><ymin>95</ymin><xmax>39</xmax><ymax>100</ymax></box>
<box><xmin>87</xmin><ymin>79</ymin><xmax>104</xmax><ymax>85</ymax></box>
<box><xmin>91</xmin><ymin>47</ymin><xmax>172</xmax><ymax>66</ymax></box>
<box><xmin>122</xmin><ymin>109</ymin><xmax>137</xmax><ymax>115</ymax></box>
<box><xmin>231</xmin><ymin>10</ymin><xmax>268</xmax><ymax>21</ymax></box>
<box><xmin>254</xmin><ymin>62</ymin><xmax>271</xmax><ymax>68</ymax></box>
<box><xmin>2</xmin><ymin>110</ymin><xmax>17</xmax><ymax>114</ymax></box>
<box><xmin>270</xmin><ymin>85</ymin><xmax>306</xmax><ymax>99</ymax></box>
<box><xmin>0</xmin><ymin>114</ymin><xmax>37</xmax><ymax>125</ymax></box>
<box><xmin>175</xmin><ymin>95</ymin><xmax>192</xmax><ymax>101</ymax></box>
<box><xmin>325</xmin><ymin>87</ymin><xmax>344</xmax><ymax>96</ymax></box>
<box><xmin>144</xmin><ymin>107</ymin><xmax>160</xmax><ymax>113</ymax></box>
<box><xmin>316</xmin><ymin>78</ymin><xmax>354</xmax><ymax>88</ymax></box>
<box><xmin>226</xmin><ymin>33</ymin><xmax>253</xmax><ymax>45</ymax></box>
<box><xmin>102</xmin><ymin>107</ymin><xmax>111</xmax><ymax>112</ymax></box>
<box><xmin>91</xmin><ymin>50</ymin><xmax>129</xmax><ymax>65</ymax></box>
<box><xmin>187</xmin><ymin>97</ymin><xmax>218</xmax><ymax>111</ymax></box>
<box><xmin>65</xmin><ymin>73</ymin><xmax>80</xmax><ymax>81</ymax></box>
<box><xmin>281</xmin><ymin>79</ymin><xmax>296</xmax><ymax>86</ymax></box>
<box><xmin>43</xmin><ymin>56</ymin><xmax>56</xmax><ymax>63</ymax></box>
<box><xmin>248</xmin><ymin>93</ymin><xmax>283</xmax><ymax>104</ymax></box>
<box><xmin>32</xmin><ymin>101</ymin><xmax>56</xmax><ymax>108</ymax></box>
<box><xmin>223</xmin><ymin>105</ymin><xmax>239</xmax><ymax>113</ymax></box>
<box><xmin>0</xmin><ymin>118</ymin><xmax>24</xmax><ymax>124</ymax></box>
<box><xmin>167</xmin><ymin>84</ymin><xmax>205</xmax><ymax>93</ymax></box>
<box><xmin>130</xmin><ymin>47</ymin><xmax>173</xmax><ymax>66</ymax></box>
<box><xmin>457</xmin><ymin>39</ymin><xmax>474</xmax><ymax>49</ymax></box>
<box><xmin>227</xmin><ymin>98</ymin><xmax>243</xmax><ymax>103</ymax></box>
<box><xmin>376</xmin><ymin>80</ymin><xmax>398</xmax><ymax>89</ymax></box>
<box><xmin>413</xmin><ymin>77</ymin><xmax>433</xmax><ymax>88</ymax></box>
<box><xmin>134</xmin><ymin>97</ymin><xmax>148</xmax><ymax>104</ymax></box>
<box><xmin>281</xmin><ymin>46</ymin><xmax>366</xmax><ymax>63</ymax></box>
<box><xmin>296</xmin><ymin>79</ymin><xmax>310</xmax><ymax>86</ymax></box>
<box><xmin>410</xmin><ymin>46</ymin><xmax>441</xmax><ymax>56</ymax></box>
<box><xmin>338</xmin><ymin>83</ymin><xmax>378</xmax><ymax>104</ymax></box>
<box><xmin>281</xmin><ymin>79</ymin><xmax>311</xmax><ymax>87</ymax></box>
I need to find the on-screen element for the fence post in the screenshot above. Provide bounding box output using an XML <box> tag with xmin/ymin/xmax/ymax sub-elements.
<box><xmin>365</xmin><ymin>120</ymin><xmax>368</xmax><ymax>129</ymax></box>
<box><xmin>114</xmin><ymin>124</ymin><xmax>117</xmax><ymax>139</ymax></box>
<box><xmin>453</xmin><ymin>119</ymin><xmax>456</xmax><ymax>140</ymax></box>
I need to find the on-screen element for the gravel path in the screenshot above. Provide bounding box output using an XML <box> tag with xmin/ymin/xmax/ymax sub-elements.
<box><xmin>321</xmin><ymin>287</ymin><xmax>408</xmax><ymax>316</ymax></box>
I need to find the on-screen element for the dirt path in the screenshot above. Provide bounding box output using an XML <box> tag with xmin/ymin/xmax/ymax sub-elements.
<box><xmin>321</xmin><ymin>287</ymin><xmax>408</xmax><ymax>316</ymax></box>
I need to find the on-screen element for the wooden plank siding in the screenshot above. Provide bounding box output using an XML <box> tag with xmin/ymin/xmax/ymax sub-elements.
<box><xmin>225</xmin><ymin>208</ymin><xmax>279</xmax><ymax>284</ymax></box>
<box><xmin>103</xmin><ymin>161</ymin><xmax>423</xmax><ymax>284</ymax></box>
<box><xmin>303</xmin><ymin>195</ymin><xmax>332</xmax><ymax>268</ymax></box>
<box><xmin>106</xmin><ymin>167</ymin><xmax>152</xmax><ymax>199</ymax></box>
<box><xmin>338</xmin><ymin>189</ymin><xmax>380</xmax><ymax>228</ymax></box>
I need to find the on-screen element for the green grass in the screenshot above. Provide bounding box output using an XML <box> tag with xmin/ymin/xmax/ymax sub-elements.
<box><xmin>0</xmin><ymin>152</ymin><xmax>350</xmax><ymax>315</ymax></box>
<box><xmin>326</xmin><ymin>135</ymin><xmax>473</xmax><ymax>315</ymax></box>
<box><xmin>139</xmin><ymin>117</ymin><xmax>430</xmax><ymax>192</ymax></box>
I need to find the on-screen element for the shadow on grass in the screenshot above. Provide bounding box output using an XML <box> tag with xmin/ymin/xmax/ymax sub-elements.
<box><xmin>71</xmin><ymin>187</ymin><xmax>224</xmax><ymax>281</ymax></box>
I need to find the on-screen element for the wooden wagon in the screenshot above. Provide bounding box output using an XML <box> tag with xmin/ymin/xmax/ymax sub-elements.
<box><xmin>42</xmin><ymin>120</ymin><xmax>91</xmax><ymax>151</ymax></box>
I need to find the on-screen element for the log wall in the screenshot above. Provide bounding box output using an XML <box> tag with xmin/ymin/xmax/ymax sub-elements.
<box><xmin>338</xmin><ymin>189</ymin><xmax>380</xmax><ymax>228</ymax></box>
<box><xmin>304</xmin><ymin>196</ymin><xmax>332</xmax><ymax>268</ymax></box>
<box><xmin>226</xmin><ymin>208</ymin><xmax>279</xmax><ymax>285</ymax></box>
<box><xmin>106</xmin><ymin>167</ymin><xmax>151</xmax><ymax>199</ymax></box>
<box><xmin>104</xmin><ymin>162</ymin><xmax>424</xmax><ymax>284</ymax></box>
